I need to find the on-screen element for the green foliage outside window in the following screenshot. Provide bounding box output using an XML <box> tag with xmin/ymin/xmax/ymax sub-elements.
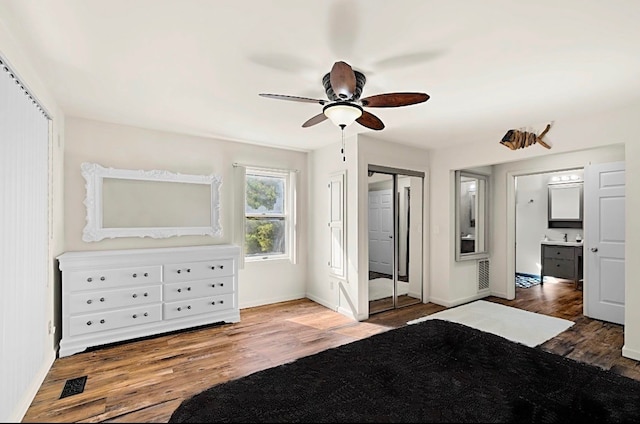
<box><xmin>245</xmin><ymin>219</ymin><xmax>283</xmax><ymax>254</ymax></box>
<box><xmin>246</xmin><ymin>178</ymin><xmax>278</xmax><ymax>211</ymax></box>
<box><xmin>245</xmin><ymin>173</ymin><xmax>286</xmax><ymax>256</ymax></box>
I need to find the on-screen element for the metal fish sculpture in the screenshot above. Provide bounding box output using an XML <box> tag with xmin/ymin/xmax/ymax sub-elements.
<box><xmin>500</xmin><ymin>123</ymin><xmax>551</xmax><ymax>150</ymax></box>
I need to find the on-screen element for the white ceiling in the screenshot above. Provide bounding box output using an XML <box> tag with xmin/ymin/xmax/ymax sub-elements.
<box><xmin>2</xmin><ymin>0</ymin><xmax>640</xmax><ymax>152</ymax></box>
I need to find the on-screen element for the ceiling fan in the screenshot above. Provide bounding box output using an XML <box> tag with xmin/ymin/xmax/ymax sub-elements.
<box><xmin>259</xmin><ymin>61</ymin><xmax>430</xmax><ymax>131</ymax></box>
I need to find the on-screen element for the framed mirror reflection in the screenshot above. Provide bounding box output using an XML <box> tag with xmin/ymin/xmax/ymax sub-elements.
<box><xmin>367</xmin><ymin>165</ymin><xmax>424</xmax><ymax>315</ymax></box>
<box><xmin>455</xmin><ymin>170</ymin><xmax>489</xmax><ymax>261</ymax></box>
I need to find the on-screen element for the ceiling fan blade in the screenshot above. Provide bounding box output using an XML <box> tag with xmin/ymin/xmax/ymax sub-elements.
<box><xmin>361</xmin><ymin>92</ymin><xmax>430</xmax><ymax>108</ymax></box>
<box><xmin>259</xmin><ymin>93</ymin><xmax>327</xmax><ymax>105</ymax></box>
<box><xmin>330</xmin><ymin>61</ymin><xmax>357</xmax><ymax>100</ymax></box>
<box><xmin>302</xmin><ymin>113</ymin><xmax>328</xmax><ymax>128</ymax></box>
<box><xmin>356</xmin><ymin>111</ymin><xmax>385</xmax><ymax>130</ymax></box>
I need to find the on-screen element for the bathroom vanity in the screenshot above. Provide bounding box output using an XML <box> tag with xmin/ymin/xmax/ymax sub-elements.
<box><xmin>540</xmin><ymin>241</ymin><xmax>583</xmax><ymax>289</ymax></box>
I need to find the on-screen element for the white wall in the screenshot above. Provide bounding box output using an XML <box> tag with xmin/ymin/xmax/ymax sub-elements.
<box><xmin>306</xmin><ymin>136</ymin><xmax>357</xmax><ymax>317</ymax></box>
<box><xmin>64</xmin><ymin>117</ymin><xmax>308</xmax><ymax>309</ymax></box>
<box><xmin>428</xmin><ymin>100</ymin><xmax>640</xmax><ymax>359</ymax></box>
<box><xmin>307</xmin><ymin>134</ymin><xmax>430</xmax><ymax>321</ymax></box>
<box><xmin>0</xmin><ymin>16</ymin><xmax>65</xmax><ymax>423</ymax></box>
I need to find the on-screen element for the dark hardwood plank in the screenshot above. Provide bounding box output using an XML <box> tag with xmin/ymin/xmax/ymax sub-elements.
<box><xmin>22</xmin><ymin>279</ymin><xmax>638</xmax><ymax>423</ymax></box>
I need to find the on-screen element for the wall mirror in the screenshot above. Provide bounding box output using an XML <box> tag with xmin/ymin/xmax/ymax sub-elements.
<box><xmin>548</xmin><ymin>182</ymin><xmax>583</xmax><ymax>228</ymax></box>
<box><xmin>367</xmin><ymin>165</ymin><xmax>424</xmax><ymax>315</ymax></box>
<box><xmin>81</xmin><ymin>162</ymin><xmax>222</xmax><ymax>242</ymax></box>
<box><xmin>455</xmin><ymin>170</ymin><xmax>489</xmax><ymax>261</ymax></box>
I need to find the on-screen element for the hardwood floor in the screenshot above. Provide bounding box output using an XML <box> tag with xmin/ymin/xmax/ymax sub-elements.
<box><xmin>22</xmin><ymin>279</ymin><xmax>640</xmax><ymax>423</ymax></box>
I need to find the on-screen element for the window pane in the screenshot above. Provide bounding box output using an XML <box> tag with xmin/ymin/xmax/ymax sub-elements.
<box><xmin>246</xmin><ymin>174</ymin><xmax>284</xmax><ymax>214</ymax></box>
<box><xmin>245</xmin><ymin>217</ymin><xmax>285</xmax><ymax>256</ymax></box>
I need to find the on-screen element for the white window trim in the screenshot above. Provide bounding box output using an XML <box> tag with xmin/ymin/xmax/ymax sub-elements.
<box><xmin>241</xmin><ymin>166</ymin><xmax>297</xmax><ymax>264</ymax></box>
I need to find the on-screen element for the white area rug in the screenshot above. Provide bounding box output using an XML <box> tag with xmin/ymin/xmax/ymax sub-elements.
<box><xmin>407</xmin><ymin>300</ymin><xmax>574</xmax><ymax>347</ymax></box>
<box><xmin>369</xmin><ymin>278</ymin><xmax>409</xmax><ymax>301</ymax></box>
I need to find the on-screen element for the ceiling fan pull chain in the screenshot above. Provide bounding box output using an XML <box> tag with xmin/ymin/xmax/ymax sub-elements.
<box><xmin>341</xmin><ymin>128</ymin><xmax>346</xmax><ymax>161</ymax></box>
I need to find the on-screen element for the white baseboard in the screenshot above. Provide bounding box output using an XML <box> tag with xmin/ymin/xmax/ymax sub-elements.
<box><xmin>622</xmin><ymin>345</ymin><xmax>640</xmax><ymax>362</ymax></box>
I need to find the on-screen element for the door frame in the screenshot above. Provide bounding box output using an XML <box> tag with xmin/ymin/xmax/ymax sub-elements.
<box><xmin>506</xmin><ymin>166</ymin><xmax>586</xmax><ymax>301</ymax></box>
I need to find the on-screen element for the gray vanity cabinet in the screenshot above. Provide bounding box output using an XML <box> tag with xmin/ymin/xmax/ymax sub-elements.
<box><xmin>540</xmin><ymin>243</ymin><xmax>583</xmax><ymax>289</ymax></box>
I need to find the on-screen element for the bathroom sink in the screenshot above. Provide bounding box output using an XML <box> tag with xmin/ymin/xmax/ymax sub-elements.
<box><xmin>541</xmin><ymin>240</ymin><xmax>583</xmax><ymax>246</ymax></box>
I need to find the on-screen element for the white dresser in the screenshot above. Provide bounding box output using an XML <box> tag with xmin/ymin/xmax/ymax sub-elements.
<box><xmin>57</xmin><ymin>244</ymin><xmax>240</xmax><ymax>357</ymax></box>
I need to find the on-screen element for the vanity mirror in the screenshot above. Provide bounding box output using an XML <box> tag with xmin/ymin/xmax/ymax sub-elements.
<box><xmin>455</xmin><ymin>170</ymin><xmax>489</xmax><ymax>261</ymax></box>
<box><xmin>548</xmin><ymin>182</ymin><xmax>583</xmax><ymax>228</ymax></box>
<box><xmin>81</xmin><ymin>162</ymin><xmax>222</xmax><ymax>242</ymax></box>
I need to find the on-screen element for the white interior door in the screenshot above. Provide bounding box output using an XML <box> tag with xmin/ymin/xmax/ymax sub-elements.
<box><xmin>584</xmin><ymin>161</ymin><xmax>625</xmax><ymax>325</ymax></box>
<box><xmin>368</xmin><ymin>189</ymin><xmax>393</xmax><ymax>275</ymax></box>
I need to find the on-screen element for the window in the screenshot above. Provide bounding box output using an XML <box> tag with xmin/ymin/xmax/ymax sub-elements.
<box><xmin>244</xmin><ymin>168</ymin><xmax>291</xmax><ymax>260</ymax></box>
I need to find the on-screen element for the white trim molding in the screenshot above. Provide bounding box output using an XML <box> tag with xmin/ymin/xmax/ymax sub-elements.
<box><xmin>81</xmin><ymin>162</ymin><xmax>222</xmax><ymax>242</ymax></box>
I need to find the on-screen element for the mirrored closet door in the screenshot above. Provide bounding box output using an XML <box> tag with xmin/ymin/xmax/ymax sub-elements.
<box><xmin>368</xmin><ymin>166</ymin><xmax>424</xmax><ymax>315</ymax></box>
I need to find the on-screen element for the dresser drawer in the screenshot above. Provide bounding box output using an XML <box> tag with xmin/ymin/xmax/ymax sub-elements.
<box><xmin>69</xmin><ymin>285</ymin><xmax>162</xmax><ymax>314</ymax></box>
<box><xmin>69</xmin><ymin>303</ymin><xmax>162</xmax><ymax>336</ymax></box>
<box><xmin>543</xmin><ymin>245</ymin><xmax>575</xmax><ymax>260</ymax></box>
<box><xmin>163</xmin><ymin>259</ymin><xmax>234</xmax><ymax>282</ymax></box>
<box><xmin>163</xmin><ymin>293</ymin><xmax>235</xmax><ymax>320</ymax></box>
<box><xmin>544</xmin><ymin>258</ymin><xmax>575</xmax><ymax>279</ymax></box>
<box><xmin>164</xmin><ymin>276</ymin><xmax>234</xmax><ymax>302</ymax></box>
<box><xmin>67</xmin><ymin>265</ymin><xmax>162</xmax><ymax>292</ymax></box>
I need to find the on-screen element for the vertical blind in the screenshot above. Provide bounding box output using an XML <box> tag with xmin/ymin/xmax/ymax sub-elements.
<box><xmin>0</xmin><ymin>56</ymin><xmax>50</xmax><ymax>421</ymax></box>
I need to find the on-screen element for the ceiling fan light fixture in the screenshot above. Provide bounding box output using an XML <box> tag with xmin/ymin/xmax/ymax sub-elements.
<box><xmin>323</xmin><ymin>102</ymin><xmax>363</xmax><ymax>129</ymax></box>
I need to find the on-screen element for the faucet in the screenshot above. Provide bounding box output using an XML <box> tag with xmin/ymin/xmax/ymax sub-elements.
<box><xmin>563</xmin><ymin>233</ymin><xmax>567</xmax><ymax>242</ymax></box>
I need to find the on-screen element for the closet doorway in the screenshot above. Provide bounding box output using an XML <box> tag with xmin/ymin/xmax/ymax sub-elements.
<box><xmin>368</xmin><ymin>165</ymin><xmax>424</xmax><ymax>315</ymax></box>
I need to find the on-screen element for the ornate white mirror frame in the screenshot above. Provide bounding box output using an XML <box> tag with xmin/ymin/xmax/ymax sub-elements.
<box><xmin>82</xmin><ymin>162</ymin><xmax>222</xmax><ymax>242</ymax></box>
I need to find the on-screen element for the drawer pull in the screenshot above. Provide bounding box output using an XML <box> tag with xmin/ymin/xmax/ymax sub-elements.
<box><xmin>177</xmin><ymin>268</ymin><xmax>192</xmax><ymax>274</ymax></box>
<box><xmin>133</xmin><ymin>293</ymin><xmax>138</xmax><ymax>298</ymax></box>
<box><xmin>210</xmin><ymin>266</ymin><xmax>216</xmax><ymax>270</ymax></box>
<box><xmin>212</xmin><ymin>300</ymin><xmax>224</xmax><ymax>305</ymax></box>
<box><xmin>211</xmin><ymin>283</ymin><xmax>225</xmax><ymax>288</ymax></box>
<box><xmin>133</xmin><ymin>314</ymin><xmax>138</xmax><ymax>319</ymax></box>
<box><xmin>133</xmin><ymin>273</ymin><xmax>137</xmax><ymax>278</ymax></box>
<box><xmin>100</xmin><ymin>276</ymin><xmax>105</xmax><ymax>281</ymax></box>
<box><xmin>87</xmin><ymin>277</ymin><xmax>92</xmax><ymax>282</ymax></box>
<box><xmin>219</xmin><ymin>265</ymin><xmax>224</xmax><ymax>269</ymax></box>
<box><xmin>100</xmin><ymin>319</ymin><xmax>105</xmax><ymax>324</ymax></box>
<box><xmin>144</xmin><ymin>272</ymin><xmax>148</xmax><ymax>277</ymax></box>
<box><xmin>100</xmin><ymin>297</ymin><xmax>105</xmax><ymax>302</ymax></box>
<box><xmin>177</xmin><ymin>287</ymin><xmax>192</xmax><ymax>293</ymax></box>
<box><xmin>144</xmin><ymin>292</ymin><xmax>148</xmax><ymax>297</ymax></box>
<box><xmin>87</xmin><ymin>299</ymin><xmax>92</xmax><ymax>304</ymax></box>
<box><xmin>87</xmin><ymin>321</ymin><xmax>92</xmax><ymax>326</ymax></box>
<box><xmin>144</xmin><ymin>312</ymin><xmax>148</xmax><ymax>317</ymax></box>
<box><xmin>177</xmin><ymin>305</ymin><xmax>192</xmax><ymax>312</ymax></box>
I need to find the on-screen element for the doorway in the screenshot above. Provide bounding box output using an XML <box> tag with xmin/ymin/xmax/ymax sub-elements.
<box><xmin>368</xmin><ymin>165</ymin><xmax>424</xmax><ymax>315</ymax></box>
<box><xmin>514</xmin><ymin>169</ymin><xmax>585</xmax><ymax>297</ymax></box>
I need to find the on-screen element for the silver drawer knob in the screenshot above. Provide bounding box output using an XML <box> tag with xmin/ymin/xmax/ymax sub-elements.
<box><xmin>144</xmin><ymin>272</ymin><xmax>148</xmax><ymax>277</ymax></box>
<box><xmin>87</xmin><ymin>321</ymin><xmax>92</xmax><ymax>325</ymax></box>
<box><xmin>100</xmin><ymin>297</ymin><xmax>105</xmax><ymax>302</ymax></box>
<box><xmin>133</xmin><ymin>314</ymin><xmax>138</xmax><ymax>319</ymax></box>
<box><xmin>100</xmin><ymin>276</ymin><xmax>105</xmax><ymax>281</ymax></box>
<box><xmin>133</xmin><ymin>273</ymin><xmax>137</xmax><ymax>278</ymax></box>
<box><xmin>87</xmin><ymin>277</ymin><xmax>92</xmax><ymax>282</ymax></box>
<box><xmin>100</xmin><ymin>319</ymin><xmax>105</xmax><ymax>324</ymax></box>
<box><xmin>87</xmin><ymin>299</ymin><xmax>92</xmax><ymax>304</ymax></box>
<box><xmin>144</xmin><ymin>312</ymin><xmax>148</xmax><ymax>317</ymax></box>
<box><xmin>133</xmin><ymin>293</ymin><xmax>138</xmax><ymax>298</ymax></box>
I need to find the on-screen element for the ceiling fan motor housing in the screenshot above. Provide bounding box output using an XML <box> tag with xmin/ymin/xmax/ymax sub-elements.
<box><xmin>322</xmin><ymin>70</ymin><xmax>366</xmax><ymax>101</ymax></box>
